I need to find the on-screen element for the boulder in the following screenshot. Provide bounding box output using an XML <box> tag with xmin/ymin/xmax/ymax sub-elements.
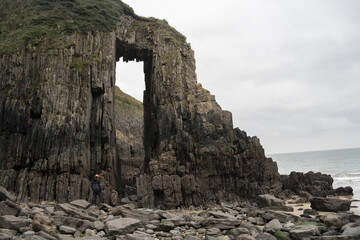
<box><xmin>310</xmin><ymin>198</ymin><xmax>351</xmax><ymax>212</ymax></box>
<box><xmin>209</xmin><ymin>211</ymin><xmax>237</xmax><ymax>219</ymax></box>
<box><xmin>257</xmin><ymin>194</ymin><xmax>285</xmax><ymax>208</ymax></box>
<box><xmin>38</xmin><ymin>231</ymin><xmax>57</xmax><ymax>240</ymax></box>
<box><xmin>206</xmin><ymin>227</ymin><xmax>221</xmax><ymax>235</ymax></box>
<box><xmin>263</xmin><ymin>219</ymin><xmax>282</xmax><ymax>233</ymax></box>
<box><xmin>109</xmin><ymin>204</ymin><xmax>160</xmax><ymax>224</ymax></box>
<box><xmin>289</xmin><ymin>224</ymin><xmax>320</xmax><ymax>240</ymax></box>
<box><xmin>0</xmin><ymin>215</ymin><xmax>27</xmax><ymax>231</ymax></box>
<box><xmin>94</xmin><ymin>220</ymin><xmax>105</xmax><ymax>231</ymax></box>
<box><xmin>236</xmin><ymin>234</ymin><xmax>257</xmax><ymax>240</ymax></box>
<box><xmin>332</xmin><ymin>186</ymin><xmax>353</xmax><ymax>196</ymax></box>
<box><xmin>104</xmin><ymin>217</ymin><xmax>142</xmax><ymax>236</ymax></box>
<box><xmin>255</xmin><ymin>233</ymin><xmax>277</xmax><ymax>240</ymax></box>
<box><xmin>56</xmin><ymin>203</ymin><xmax>96</xmax><ymax>221</ymax></box>
<box><xmin>304</xmin><ymin>209</ymin><xmax>319</xmax><ymax>216</ymax></box>
<box><xmin>32</xmin><ymin>214</ymin><xmax>57</xmax><ymax>235</ymax></box>
<box><xmin>124</xmin><ymin>231</ymin><xmax>156</xmax><ymax>240</ymax></box>
<box><xmin>0</xmin><ymin>200</ymin><xmax>21</xmax><ymax>216</ymax></box>
<box><xmin>0</xmin><ymin>233</ymin><xmax>13</xmax><ymax>240</ymax></box>
<box><xmin>59</xmin><ymin>225</ymin><xmax>77</xmax><ymax>234</ymax></box>
<box><xmin>341</xmin><ymin>226</ymin><xmax>360</xmax><ymax>238</ymax></box>
<box><xmin>158</xmin><ymin>219</ymin><xmax>175</xmax><ymax>232</ymax></box>
<box><xmin>0</xmin><ymin>186</ymin><xmax>15</xmax><ymax>202</ymax></box>
<box><xmin>70</xmin><ymin>200</ymin><xmax>91</xmax><ymax>209</ymax></box>
<box><xmin>203</xmin><ymin>217</ymin><xmax>242</xmax><ymax>230</ymax></box>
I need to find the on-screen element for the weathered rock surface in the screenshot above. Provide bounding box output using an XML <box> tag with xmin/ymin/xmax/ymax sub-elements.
<box><xmin>104</xmin><ymin>217</ymin><xmax>142</xmax><ymax>236</ymax></box>
<box><xmin>257</xmin><ymin>194</ymin><xmax>285</xmax><ymax>208</ymax></box>
<box><xmin>0</xmin><ymin>198</ymin><xmax>359</xmax><ymax>240</ymax></box>
<box><xmin>0</xmin><ymin>0</ymin><xmax>284</xmax><ymax>208</ymax></box>
<box><xmin>311</xmin><ymin>197</ymin><xmax>352</xmax><ymax>212</ymax></box>
<box><xmin>0</xmin><ymin>0</ymin><xmax>350</xmax><ymax>209</ymax></box>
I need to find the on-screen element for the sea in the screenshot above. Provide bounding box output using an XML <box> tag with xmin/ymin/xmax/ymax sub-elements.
<box><xmin>268</xmin><ymin>147</ymin><xmax>360</xmax><ymax>208</ymax></box>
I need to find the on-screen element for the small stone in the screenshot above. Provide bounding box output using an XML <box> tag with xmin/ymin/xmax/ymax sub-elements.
<box><xmin>70</xmin><ymin>199</ymin><xmax>91</xmax><ymax>209</ymax></box>
<box><xmin>85</xmin><ymin>228</ymin><xmax>96</xmax><ymax>236</ymax></box>
<box><xmin>59</xmin><ymin>225</ymin><xmax>77</xmax><ymax>234</ymax></box>
<box><xmin>206</xmin><ymin>227</ymin><xmax>221</xmax><ymax>235</ymax></box>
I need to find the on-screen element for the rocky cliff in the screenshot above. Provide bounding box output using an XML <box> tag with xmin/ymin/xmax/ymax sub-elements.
<box><xmin>0</xmin><ymin>0</ymin><xmax>328</xmax><ymax>208</ymax></box>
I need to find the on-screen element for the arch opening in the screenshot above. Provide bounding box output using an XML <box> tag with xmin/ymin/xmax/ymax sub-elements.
<box><xmin>114</xmin><ymin>38</ymin><xmax>155</xmax><ymax>196</ymax></box>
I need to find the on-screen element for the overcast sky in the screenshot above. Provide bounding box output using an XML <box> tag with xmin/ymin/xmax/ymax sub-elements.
<box><xmin>117</xmin><ymin>0</ymin><xmax>360</xmax><ymax>154</ymax></box>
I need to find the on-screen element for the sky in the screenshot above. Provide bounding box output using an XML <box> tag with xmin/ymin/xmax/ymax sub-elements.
<box><xmin>116</xmin><ymin>0</ymin><xmax>360</xmax><ymax>154</ymax></box>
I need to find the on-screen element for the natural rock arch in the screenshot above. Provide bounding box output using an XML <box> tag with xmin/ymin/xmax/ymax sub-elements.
<box><xmin>0</xmin><ymin>14</ymin><xmax>279</xmax><ymax>207</ymax></box>
<box><xmin>115</xmin><ymin>16</ymin><xmax>280</xmax><ymax>208</ymax></box>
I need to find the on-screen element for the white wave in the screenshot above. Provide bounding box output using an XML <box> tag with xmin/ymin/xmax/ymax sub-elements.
<box><xmin>333</xmin><ymin>176</ymin><xmax>360</xmax><ymax>181</ymax></box>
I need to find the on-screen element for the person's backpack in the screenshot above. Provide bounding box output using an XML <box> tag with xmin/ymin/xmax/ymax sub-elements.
<box><xmin>91</xmin><ymin>181</ymin><xmax>102</xmax><ymax>192</ymax></box>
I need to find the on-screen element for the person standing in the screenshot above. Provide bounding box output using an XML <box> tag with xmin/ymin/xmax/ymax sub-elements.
<box><xmin>91</xmin><ymin>174</ymin><xmax>103</xmax><ymax>205</ymax></box>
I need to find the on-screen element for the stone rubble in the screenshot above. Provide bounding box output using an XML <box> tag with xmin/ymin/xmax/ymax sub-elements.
<box><xmin>0</xmin><ymin>185</ymin><xmax>360</xmax><ymax>240</ymax></box>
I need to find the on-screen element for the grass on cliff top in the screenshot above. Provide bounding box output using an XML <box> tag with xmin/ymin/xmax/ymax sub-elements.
<box><xmin>114</xmin><ymin>86</ymin><xmax>143</xmax><ymax>116</ymax></box>
<box><xmin>0</xmin><ymin>0</ymin><xmax>134</xmax><ymax>54</ymax></box>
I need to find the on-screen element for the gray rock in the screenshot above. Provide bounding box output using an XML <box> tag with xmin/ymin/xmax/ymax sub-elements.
<box><xmin>104</xmin><ymin>217</ymin><xmax>142</xmax><ymax>236</ymax></box>
<box><xmin>209</xmin><ymin>211</ymin><xmax>237</xmax><ymax>219</ymax></box>
<box><xmin>30</xmin><ymin>207</ymin><xmax>45</xmax><ymax>218</ymax></box>
<box><xmin>321</xmin><ymin>213</ymin><xmax>359</xmax><ymax>229</ymax></box>
<box><xmin>342</xmin><ymin>226</ymin><xmax>360</xmax><ymax>238</ymax></box>
<box><xmin>264</xmin><ymin>219</ymin><xmax>282</xmax><ymax>233</ymax></box>
<box><xmin>304</xmin><ymin>209</ymin><xmax>319</xmax><ymax>216</ymax></box>
<box><xmin>56</xmin><ymin>203</ymin><xmax>96</xmax><ymax>222</ymax></box>
<box><xmin>227</xmin><ymin>227</ymin><xmax>250</xmax><ymax>236</ymax></box>
<box><xmin>85</xmin><ymin>229</ymin><xmax>96</xmax><ymax>237</ymax></box>
<box><xmin>0</xmin><ymin>215</ymin><xmax>27</xmax><ymax>231</ymax></box>
<box><xmin>290</xmin><ymin>224</ymin><xmax>320</xmax><ymax>240</ymax></box>
<box><xmin>204</xmin><ymin>236</ymin><xmax>218</xmax><ymax>240</ymax></box>
<box><xmin>54</xmin><ymin>234</ymin><xmax>75</xmax><ymax>240</ymax></box>
<box><xmin>158</xmin><ymin>219</ymin><xmax>175</xmax><ymax>232</ymax></box>
<box><xmin>217</xmin><ymin>236</ymin><xmax>231</xmax><ymax>240</ymax></box>
<box><xmin>261</xmin><ymin>210</ymin><xmax>298</xmax><ymax>223</ymax></box>
<box><xmin>22</xmin><ymin>230</ymin><xmax>36</xmax><ymax>238</ymax></box>
<box><xmin>38</xmin><ymin>231</ymin><xmax>57</xmax><ymax>240</ymax></box>
<box><xmin>310</xmin><ymin>198</ymin><xmax>351</xmax><ymax>212</ymax></box>
<box><xmin>184</xmin><ymin>235</ymin><xmax>201</xmax><ymax>240</ymax></box>
<box><xmin>94</xmin><ymin>220</ymin><xmax>105</xmax><ymax>231</ymax></box>
<box><xmin>0</xmin><ymin>233</ymin><xmax>13</xmax><ymax>240</ymax></box>
<box><xmin>236</xmin><ymin>234</ymin><xmax>257</xmax><ymax>240</ymax></box>
<box><xmin>32</xmin><ymin>214</ymin><xmax>57</xmax><ymax>235</ymax></box>
<box><xmin>203</xmin><ymin>217</ymin><xmax>241</xmax><ymax>230</ymax></box>
<box><xmin>124</xmin><ymin>230</ymin><xmax>155</xmax><ymax>240</ymax></box>
<box><xmin>257</xmin><ymin>194</ymin><xmax>285</xmax><ymax>208</ymax></box>
<box><xmin>59</xmin><ymin>225</ymin><xmax>77</xmax><ymax>234</ymax></box>
<box><xmin>255</xmin><ymin>233</ymin><xmax>276</xmax><ymax>240</ymax></box>
<box><xmin>28</xmin><ymin>235</ymin><xmax>48</xmax><ymax>240</ymax></box>
<box><xmin>206</xmin><ymin>227</ymin><xmax>221</xmax><ymax>235</ymax></box>
<box><xmin>70</xmin><ymin>199</ymin><xmax>91</xmax><ymax>209</ymax></box>
<box><xmin>0</xmin><ymin>200</ymin><xmax>21</xmax><ymax>216</ymax></box>
<box><xmin>0</xmin><ymin>186</ymin><xmax>15</xmax><ymax>202</ymax></box>
<box><xmin>240</xmin><ymin>222</ymin><xmax>261</xmax><ymax>237</ymax></box>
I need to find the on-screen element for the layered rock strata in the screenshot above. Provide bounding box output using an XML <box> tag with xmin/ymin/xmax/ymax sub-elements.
<box><xmin>0</xmin><ymin>9</ymin><xmax>334</xmax><ymax>209</ymax></box>
<box><xmin>0</xmin><ymin>32</ymin><xmax>119</xmax><ymax>203</ymax></box>
<box><xmin>114</xmin><ymin>16</ymin><xmax>280</xmax><ymax>208</ymax></box>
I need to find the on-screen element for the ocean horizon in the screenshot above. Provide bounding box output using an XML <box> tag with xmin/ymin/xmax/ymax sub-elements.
<box><xmin>268</xmin><ymin>147</ymin><xmax>360</xmax><ymax>208</ymax></box>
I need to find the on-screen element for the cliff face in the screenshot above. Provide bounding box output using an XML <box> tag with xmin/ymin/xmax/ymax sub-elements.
<box><xmin>0</xmin><ymin>6</ymin><xmax>280</xmax><ymax>207</ymax></box>
<box><xmin>116</xmin><ymin>16</ymin><xmax>280</xmax><ymax>208</ymax></box>
<box><xmin>0</xmin><ymin>32</ymin><xmax>119</xmax><ymax>203</ymax></box>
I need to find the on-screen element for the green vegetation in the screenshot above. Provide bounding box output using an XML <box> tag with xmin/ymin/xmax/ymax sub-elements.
<box><xmin>274</xmin><ymin>231</ymin><xmax>290</xmax><ymax>240</ymax></box>
<box><xmin>0</xmin><ymin>0</ymin><xmax>134</xmax><ymax>54</ymax></box>
<box><xmin>114</xmin><ymin>86</ymin><xmax>143</xmax><ymax>116</ymax></box>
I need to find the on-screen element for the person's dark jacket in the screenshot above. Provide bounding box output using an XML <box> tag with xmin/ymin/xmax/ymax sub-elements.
<box><xmin>91</xmin><ymin>178</ymin><xmax>103</xmax><ymax>192</ymax></box>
